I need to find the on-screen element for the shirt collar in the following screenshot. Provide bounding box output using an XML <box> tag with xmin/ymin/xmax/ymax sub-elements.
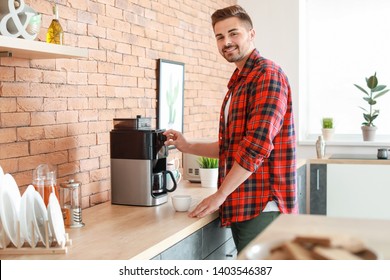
<box><xmin>227</xmin><ymin>49</ymin><xmax>260</xmax><ymax>89</ymax></box>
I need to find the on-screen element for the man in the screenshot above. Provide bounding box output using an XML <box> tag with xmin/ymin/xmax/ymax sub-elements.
<box><xmin>164</xmin><ymin>5</ymin><xmax>297</xmax><ymax>253</ymax></box>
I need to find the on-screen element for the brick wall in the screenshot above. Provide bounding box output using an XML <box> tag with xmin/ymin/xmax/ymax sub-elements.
<box><xmin>0</xmin><ymin>0</ymin><xmax>236</xmax><ymax>208</ymax></box>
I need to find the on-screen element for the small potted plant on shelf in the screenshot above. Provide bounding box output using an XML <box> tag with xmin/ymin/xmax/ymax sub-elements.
<box><xmin>354</xmin><ymin>72</ymin><xmax>389</xmax><ymax>141</ymax></box>
<box><xmin>321</xmin><ymin>117</ymin><xmax>334</xmax><ymax>141</ymax></box>
<box><xmin>197</xmin><ymin>156</ymin><xmax>219</xmax><ymax>188</ymax></box>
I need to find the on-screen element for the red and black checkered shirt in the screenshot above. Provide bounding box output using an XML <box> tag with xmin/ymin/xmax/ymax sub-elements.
<box><xmin>218</xmin><ymin>49</ymin><xmax>297</xmax><ymax>227</ymax></box>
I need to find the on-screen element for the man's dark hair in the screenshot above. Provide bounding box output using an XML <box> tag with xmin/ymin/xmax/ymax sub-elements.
<box><xmin>211</xmin><ymin>5</ymin><xmax>253</xmax><ymax>29</ymax></box>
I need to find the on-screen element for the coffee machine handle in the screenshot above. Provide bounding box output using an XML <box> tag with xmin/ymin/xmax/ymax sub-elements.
<box><xmin>165</xmin><ymin>170</ymin><xmax>177</xmax><ymax>192</ymax></box>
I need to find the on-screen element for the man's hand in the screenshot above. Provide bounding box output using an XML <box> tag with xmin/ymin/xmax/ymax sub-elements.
<box><xmin>163</xmin><ymin>129</ymin><xmax>189</xmax><ymax>152</ymax></box>
<box><xmin>188</xmin><ymin>191</ymin><xmax>227</xmax><ymax>218</ymax></box>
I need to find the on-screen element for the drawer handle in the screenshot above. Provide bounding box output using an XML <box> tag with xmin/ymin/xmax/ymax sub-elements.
<box><xmin>316</xmin><ymin>169</ymin><xmax>320</xmax><ymax>190</ymax></box>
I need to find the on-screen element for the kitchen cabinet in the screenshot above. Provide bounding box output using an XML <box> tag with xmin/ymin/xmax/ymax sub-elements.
<box><xmin>0</xmin><ymin>35</ymin><xmax>87</xmax><ymax>59</ymax></box>
<box><xmin>309</xmin><ymin>164</ymin><xmax>327</xmax><ymax>215</ymax></box>
<box><xmin>327</xmin><ymin>164</ymin><xmax>390</xmax><ymax>220</ymax></box>
<box><xmin>297</xmin><ymin>164</ymin><xmax>307</xmax><ymax>214</ymax></box>
<box><xmin>153</xmin><ymin>219</ymin><xmax>236</xmax><ymax>260</ymax></box>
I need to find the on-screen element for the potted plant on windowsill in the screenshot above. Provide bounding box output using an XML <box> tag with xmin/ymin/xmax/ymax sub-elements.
<box><xmin>354</xmin><ymin>72</ymin><xmax>389</xmax><ymax>141</ymax></box>
<box><xmin>321</xmin><ymin>117</ymin><xmax>334</xmax><ymax>141</ymax></box>
<box><xmin>197</xmin><ymin>156</ymin><xmax>218</xmax><ymax>188</ymax></box>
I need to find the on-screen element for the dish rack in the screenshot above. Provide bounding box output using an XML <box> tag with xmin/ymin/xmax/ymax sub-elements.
<box><xmin>0</xmin><ymin>220</ymin><xmax>72</xmax><ymax>255</ymax></box>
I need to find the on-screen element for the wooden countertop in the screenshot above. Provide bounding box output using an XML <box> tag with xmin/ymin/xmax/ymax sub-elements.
<box><xmin>238</xmin><ymin>214</ymin><xmax>390</xmax><ymax>260</ymax></box>
<box><xmin>1</xmin><ymin>161</ymin><xmax>307</xmax><ymax>260</ymax></box>
<box><xmin>0</xmin><ymin>181</ymin><xmax>218</xmax><ymax>260</ymax></box>
<box><xmin>309</xmin><ymin>155</ymin><xmax>390</xmax><ymax>165</ymax></box>
<box><xmin>297</xmin><ymin>159</ymin><xmax>306</xmax><ymax>169</ymax></box>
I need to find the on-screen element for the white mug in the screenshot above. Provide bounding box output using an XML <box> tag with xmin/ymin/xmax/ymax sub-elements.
<box><xmin>166</xmin><ymin>166</ymin><xmax>182</xmax><ymax>189</ymax></box>
<box><xmin>167</xmin><ymin>158</ymin><xmax>180</xmax><ymax>170</ymax></box>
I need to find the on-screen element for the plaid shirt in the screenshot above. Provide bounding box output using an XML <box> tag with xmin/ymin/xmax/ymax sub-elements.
<box><xmin>218</xmin><ymin>49</ymin><xmax>297</xmax><ymax>226</ymax></box>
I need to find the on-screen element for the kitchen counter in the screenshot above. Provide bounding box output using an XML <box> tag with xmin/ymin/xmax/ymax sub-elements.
<box><xmin>310</xmin><ymin>154</ymin><xmax>390</xmax><ymax>165</ymax></box>
<box><xmin>297</xmin><ymin>159</ymin><xmax>306</xmax><ymax>169</ymax></box>
<box><xmin>238</xmin><ymin>214</ymin><xmax>390</xmax><ymax>260</ymax></box>
<box><xmin>1</xmin><ymin>161</ymin><xmax>307</xmax><ymax>260</ymax></box>
<box><xmin>0</xmin><ymin>181</ymin><xmax>218</xmax><ymax>260</ymax></box>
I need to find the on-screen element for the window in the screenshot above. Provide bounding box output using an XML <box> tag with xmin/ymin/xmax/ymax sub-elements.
<box><xmin>301</xmin><ymin>0</ymin><xmax>390</xmax><ymax>141</ymax></box>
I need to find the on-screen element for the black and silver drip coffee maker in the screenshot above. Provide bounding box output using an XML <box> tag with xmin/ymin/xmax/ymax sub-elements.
<box><xmin>110</xmin><ymin>116</ymin><xmax>177</xmax><ymax>206</ymax></box>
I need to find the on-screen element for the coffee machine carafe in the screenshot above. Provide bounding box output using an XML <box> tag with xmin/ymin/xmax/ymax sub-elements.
<box><xmin>110</xmin><ymin>117</ymin><xmax>177</xmax><ymax>206</ymax></box>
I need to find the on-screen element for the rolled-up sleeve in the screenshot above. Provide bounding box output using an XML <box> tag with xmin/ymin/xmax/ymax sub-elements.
<box><xmin>234</xmin><ymin>70</ymin><xmax>288</xmax><ymax>172</ymax></box>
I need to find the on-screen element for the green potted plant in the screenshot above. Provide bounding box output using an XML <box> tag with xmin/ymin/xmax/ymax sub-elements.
<box><xmin>354</xmin><ymin>72</ymin><xmax>389</xmax><ymax>141</ymax></box>
<box><xmin>197</xmin><ymin>157</ymin><xmax>218</xmax><ymax>188</ymax></box>
<box><xmin>321</xmin><ymin>117</ymin><xmax>334</xmax><ymax>141</ymax></box>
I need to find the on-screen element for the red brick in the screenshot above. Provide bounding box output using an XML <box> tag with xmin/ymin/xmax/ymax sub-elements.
<box><xmin>80</xmin><ymin>158</ymin><xmax>99</xmax><ymax>172</ymax></box>
<box><xmin>56</xmin><ymin>110</ymin><xmax>79</xmax><ymax>124</ymax></box>
<box><xmin>0</xmin><ymin>142</ymin><xmax>29</xmax><ymax>159</ymax></box>
<box><xmin>43</xmin><ymin>98</ymin><xmax>67</xmax><ymax>111</ymax></box>
<box><xmin>67</xmin><ymin>98</ymin><xmax>89</xmax><ymax>110</ymax></box>
<box><xmin>15</xmin><ymin>68</ymin><xmax>43</xmax><ymax>82</ymax></box>
<box><xmin>0</xmin><ymin>158</ymin><xmax>18</xmax><ymax>173</ymax></box>
<box><xmin>31</xmin><ymin>112</ymin><xmax>56</xmax><ymax>126</ymax></box>
<box><xmin>0</xmin><ymin>128</ymin><xmax>17</xmax><ymax>143</ymax></box>
<box><xmin>90</xmin><ymin>189</ymin><xmax>110</xmax><ymax>207</ymax></box>
<box><xmin>67</xmin><ymin>72</ymin><xmax>88</xmax><ymax>85</ymax></box>
<box><xmin>0</xmin><ymin>66</ymin><xmax>14</xmax><ymax>81</ymax></box>
<box><xmin>90</xmin><ymin>144</ymin><xmax>108</xmax><ymax>158</ymax></box>
<box><xmin>90</xmin><ymin>167</ymin><xmax>109</xmax><ymax>182</ymax></box>
<box><xmin>69</xmin><ymin>147</ymin><xmax>90</xmax><ymax>161</ymax></box>
<box><xmin>30</xmin><ymin>139</ymin><xmax>55</xmax><ymax>155</ymax></box>
<box><xmin>17</xmin><ymin>126</ymin><xmax>44</xmax><ymax>141</ymax></box>
<box><xmin>68</xmin><ymin>122</ymin><xmax>89</xmax><ymax>136</ymax></box>
<box><xmin>42</xmin><ymin>70</ymin><xmax>67</xmax><ymax>84</ymax></box>
<box><xmin>79</xmin><ymin>110</ymin><xmax>98</xmax><ymax>121</ymax></box>
<box><xmin>1</xmin><ymin>112</ymin><xmax>30</xmax><ymax>127</ymax></box>
<box><xmin>57</xmin><ymin>161</ymin><xmax>80</xmax><ymax>177</ymax></box>
<box><xmin>0</xmin><ymin>82</ymin><xmax>29</xmax><ymax>97</ymax></box>
<box><xmin>44</xmin><ymin>124</ymin><xmax>68</xmax><ymax>139</ymax></box>
<box><xmin>0</xmin><ymin>97</ymin><xmax>17</xmax><ymax>112</ymax></box>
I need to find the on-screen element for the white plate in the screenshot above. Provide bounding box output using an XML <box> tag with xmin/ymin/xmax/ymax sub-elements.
<box><xmin>20</xmin><ymin>185</ymin><xmax>39</xmax><ymax>247</ymax></box>
<box><xmin>47</xmin><ymin>192</ymin><xmax>66</xmax><ymax>245</ymax></box>
<box><xmin>32</xmin><ymin>191</ymin><xmax>49</xmax><ymax>246</ymax></box>
<box><xmin>0</xmin><ymin>169</ymin><xmax>11</xmax><ymax>248</ymax></box>
<box><xmin>0</xmin><ymin>173</ymin><xmax>22</xmax><ymax>247</ymax></box>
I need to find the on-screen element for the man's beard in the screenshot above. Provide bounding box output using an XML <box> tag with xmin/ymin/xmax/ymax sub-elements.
<box><xmin>221</xmin><ymin>44</ymin><xmax>245</xmax><ymax>63</ymax></box>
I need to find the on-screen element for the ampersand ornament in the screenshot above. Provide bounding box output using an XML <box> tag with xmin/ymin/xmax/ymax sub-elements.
<box><xmin>0</xmin><ymin>0</ymin><xmax>40</xmax><ymax>40</ymax></box>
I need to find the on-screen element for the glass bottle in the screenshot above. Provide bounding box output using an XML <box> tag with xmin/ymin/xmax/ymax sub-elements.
<box><xmin>46</xmin><ymin>3</ymin><xmax>64</xmax><ymax>45</ymax></box>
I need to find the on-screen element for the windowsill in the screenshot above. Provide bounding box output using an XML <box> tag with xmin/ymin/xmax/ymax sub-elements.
<box><xmin>299</xmin><ymin>140</ymin><xmax>390</xmax><ymax>147</ymax></box>
<box><xmin>299</xmin><ymin>134</ymin><xmax>390</xmax><ymax>147</ymax></box>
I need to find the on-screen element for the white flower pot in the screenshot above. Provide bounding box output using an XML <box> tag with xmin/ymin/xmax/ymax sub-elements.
<box><xmin>199</xmin><ymin>168</ymin><xmax>218</xmax><ymax>188</ymax></box>
<box><xmin>321</xmin><ymin>128</ymin><xmax>334</xmax><ymax>141</ymax></box>
<box><xmin>361</xmin><ymin>126</ymin><xmax>377</xmax><ymax>141</ymax></box>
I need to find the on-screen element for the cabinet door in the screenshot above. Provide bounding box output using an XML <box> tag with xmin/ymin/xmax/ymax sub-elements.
<box><xmin>310</xmin><ymin>164</ymin><xmax>327</xmax><ymax>215</ymax></box>
<box><xmin>327</xmin><ymin>164</ymin><xmax>390</xmax><ymax>220</ymax></box>
<box><xmin>204</xmin><ymin>238</ymin><xmax>237</xmax><ymax>260</ymax></box>
<box><xmin>160</xmin><ymin>230</ymin><xmax>202</xmax><ymax>260</ymax></box>
<box><xmin>297</xmin><ymin>165</ymin><xmax>307</xmax><ymax>214</ymax></box>
<box><xmin>202</xmin><ymin>219</ymin><xmax>232</xmax><ymax>259</ymax></box>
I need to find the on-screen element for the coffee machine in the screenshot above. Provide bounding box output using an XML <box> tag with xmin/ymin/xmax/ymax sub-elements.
<box><xmin>110</xmin><ymin>117</ymin><xmax>177</xmax><ymax>206</ymax></box>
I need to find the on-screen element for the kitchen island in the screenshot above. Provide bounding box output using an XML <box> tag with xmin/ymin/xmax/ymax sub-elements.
<box><xmin>238</xmin><ymin>214</ymin><xmax>390</xmax><ymax>260</ymax></box>
<box><xmin>1</xmin><ymin>181</ymin><xmax>222</xmax><ymax>260</ymax></box>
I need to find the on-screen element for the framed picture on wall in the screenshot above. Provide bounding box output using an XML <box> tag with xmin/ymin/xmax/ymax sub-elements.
<box><xmin>157</xmin><ymin>59</ymin><xmax>185</xmax><ymax>133</ymax></box>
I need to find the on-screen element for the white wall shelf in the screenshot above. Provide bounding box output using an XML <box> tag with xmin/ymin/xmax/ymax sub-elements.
<box><xmin>0</xmin><ymin>35</ymin><xmax>88</xmax><ymax>60</ymax></box>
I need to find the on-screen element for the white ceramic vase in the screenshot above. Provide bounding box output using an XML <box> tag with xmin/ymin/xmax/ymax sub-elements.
<box><xmin>321</xmin><ymin>128</ymin><xmax>334</xmax><ymax>141</ymax></box>
<box><xmin>361</xmin><ymin>126</ymin><xmax>377</xmax><ymax>141</ymax></box>
<box><xmin>199</xmin><ymin>168</ymin><xmax>218</xmax><ymax>188</ymax></box>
